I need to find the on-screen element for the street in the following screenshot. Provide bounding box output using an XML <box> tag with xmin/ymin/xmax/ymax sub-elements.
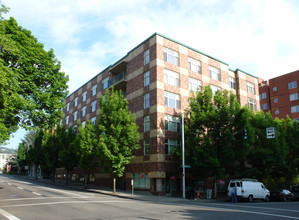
<box><xmin>0</xmin><ymin>175</ymin><xmax>298</xmax><ymax>220</ymax></box>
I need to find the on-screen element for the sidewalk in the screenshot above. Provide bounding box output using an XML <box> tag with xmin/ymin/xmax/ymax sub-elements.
<box><xmin>14</xmin><ymin>175</ymin><xmax>222</xmax><ymax>203</ymax></box>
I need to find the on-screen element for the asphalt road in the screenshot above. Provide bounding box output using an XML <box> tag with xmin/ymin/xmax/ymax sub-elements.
<box><xmin>0</xmin><ymin>175</ymin><xmax>298</xmax><ymax>220</ymax></box>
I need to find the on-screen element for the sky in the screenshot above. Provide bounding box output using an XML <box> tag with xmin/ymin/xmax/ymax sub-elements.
<box><xmin>2</xmin><ymin>0</ymin><xmax>299</xmax><ymax>149</ymax></box>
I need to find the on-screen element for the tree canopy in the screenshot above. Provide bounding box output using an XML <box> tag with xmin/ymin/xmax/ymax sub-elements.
<box><xmin>0</xmin><ymin>5</ymin><xmax>69</xmax><ymax>144</ymax></box>
<box><xmin>185</xmin><ymin>86</ymin><xmax>299</xmax><ymax>186</ymax></box>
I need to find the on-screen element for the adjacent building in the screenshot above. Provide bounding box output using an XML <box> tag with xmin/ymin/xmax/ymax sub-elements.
<box><xmin>259</xmin><ymin>70</ymin><xmax>299</xmax><ymax>122</ymax></box>
<box><xmin>62</xmin><ymin>33</ymin><xmax>259</xmax><ymax>195</ymax></box>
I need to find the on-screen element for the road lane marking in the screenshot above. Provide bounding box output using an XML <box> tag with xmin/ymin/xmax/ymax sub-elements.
<box><xmin>17</xmin><ymin>187</ymin><xmax>23</xmax><ymax>190</ymax></box>
<box><xmin>1</xmin><ymin>196</ymin><xmax>89</xmax><ymax>202</ymax></box>
<box><xmin>7</xmin><ymin>183</ymin><xmax>12</xmax><ymax>185</ymax></box>
<box><xmin>32</xmin><ymin>192</ymin><xmax>42</xmax><ymax>196</ymax></box>
<box><xmin>198</xmin><ymin>202</ymin><xmax>299</xmax><ymax>213</ymax></box>
<box><xmin>0</xmin><ymin>200</ymin><xmax>126</xmax><ymax>208</ymax></box>
<box><xmin>163</xmin><ymin>202</ymin><xmax>299</xmax><ymax>220</ymax></box>
<box><xmin>37</xmin><ymin>186</ymin><xmax>87</xmax><ymax>198</ymax></box>
<box><xmin>0</xmin><ymin>208</ymin><xmax>20</xmax><ymax>220</ymax></box>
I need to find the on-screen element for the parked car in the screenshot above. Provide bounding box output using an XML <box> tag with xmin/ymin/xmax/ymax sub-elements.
<box><xmin>227</xmin><ymin>179</ymin><xmax>270</xmax><ymax>202</ymax></box>
<box><xmin>290</xmin><ymin>186</ymin><xmax>299</xmax><ymax>201</ymax></box>
<box><xmin>270</xmin><ymin>189</ymin><xmax>295</xmax><ymax>202</ymax></box>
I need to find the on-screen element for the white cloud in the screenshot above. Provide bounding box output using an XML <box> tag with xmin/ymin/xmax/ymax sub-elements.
<box><xmin>3</xmin><ymin>0</ymin><xmax>299</xmax><ymax>147</ymax></box>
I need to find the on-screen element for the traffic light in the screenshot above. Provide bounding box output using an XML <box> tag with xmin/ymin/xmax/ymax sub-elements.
<box><xmin>244</xmin><ymin>128</ymin><xmax>247</xmax><ymax>140</ymax></box>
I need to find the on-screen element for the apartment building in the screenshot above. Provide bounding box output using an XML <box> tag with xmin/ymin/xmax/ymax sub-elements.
<box><xmin>62</xmin><ymin>33</ymin><xmax>259</xmax><ymax>195</ymax></box>
<box><xmin>259</xmin><ymin>70</ymin><xmax>299</xmax><ymax>122</ymax></box>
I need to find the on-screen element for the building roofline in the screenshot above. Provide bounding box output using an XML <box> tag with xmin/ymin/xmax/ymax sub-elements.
<box><xmin>236</xmin><ymin>68</ymin><xmax>258</xmax><ymax>79</ymax></box>
<box><xmin>66</xmin><ymin>32</ymin><xmax>257</xmax><ymax>99</ymax></box>
<box><xmin>66</xmin><ymin>66</ymin><xmax>110</xmax><ymax>99</ymax></box>
<box><xmin>155</xmin><ymin>32</ymin><xmax>229</xmax><ymax>66</ymax></box>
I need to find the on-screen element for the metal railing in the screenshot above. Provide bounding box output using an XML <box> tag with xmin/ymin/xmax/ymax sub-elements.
<box><xmin>108</xmin><ymin>71</ymin><xmax>127</xmax><ymax>88</ymax></box>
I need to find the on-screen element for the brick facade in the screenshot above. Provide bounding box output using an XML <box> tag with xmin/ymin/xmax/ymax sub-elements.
<box><xmin>62</xmin><ymin>33</ymin><xmax>259</xmax><ymax>195</ymax></box>
<box><xmin>259</xmin><ymin>70</ymin><xmax>299</xmax><ymax>121</ymax></box>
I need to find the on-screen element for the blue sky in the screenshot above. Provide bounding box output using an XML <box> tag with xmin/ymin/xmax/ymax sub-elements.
<box><xmin>2</xmin><ymin>0</ymin><xmax>299</xmax><ymax>149</ymax></box>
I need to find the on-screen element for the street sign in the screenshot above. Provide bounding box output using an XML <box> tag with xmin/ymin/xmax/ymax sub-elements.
<box><xmin>266</xmin><ymin>127</ymin><xmax>275</xmax><ymax>139</ymax></box>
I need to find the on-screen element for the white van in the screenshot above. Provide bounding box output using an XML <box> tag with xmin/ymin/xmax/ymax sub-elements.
<box><xmin>227</xmin><ymin>179</ymin><xmax>270</xmax><ymax>202</ymax></box>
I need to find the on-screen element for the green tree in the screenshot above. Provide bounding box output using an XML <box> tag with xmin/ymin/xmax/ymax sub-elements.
<box><xmin>73</xmin><ymin>121</ymin><xmax>99</xmax><ymax>188</ymax></box>
<box><xmin>16</xmin><ymin>142</ymin><xmax>29</xmax><ymax>174</ymax></box>
<box><xmin>28</xmin><ymin>129</ymin><xmax>46</xmax><ymax>180</ymax></box>
<box><xmin>58</xmin><ymin>126</ymin><xmax>78</xmax><ymax>185</ymax></box>
<box><xmin>0</xmin><ymin>8</ymin><xmax>69</xmax><ymax>144</ymax></box>
<box><xmin>42</xmin><ymin>127</ymin><xmax>63</xmax><ymax>183</ymax></box>
<box><xmin>282</xmin><ymin>116</ymin><xmax>299</xmax><ymax>185</ymax></box>
<box><xmin>184</xmin><ymin>86</ymin><xmax>255</xmax><ymax>182</ymax></box>
<box><xmin>97</xmin><ymin>88</ymin><xmax>140</xmax><ymax>193</ymax></box>
<box><xmin>247</xmin><ymin>112</ymin><xmax>283</xmax><ymax>181</ymax></box>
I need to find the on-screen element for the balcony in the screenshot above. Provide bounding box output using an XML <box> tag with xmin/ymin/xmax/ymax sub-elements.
<box><xmin>108</xmin><ymin>71</ymin><xmax>127</xmax><ymax>91</ymax></box>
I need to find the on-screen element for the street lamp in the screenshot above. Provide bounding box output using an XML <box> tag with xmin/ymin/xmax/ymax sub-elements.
<box><xmin>182</xmin><ymin>112</ymin><xmax>185</xmax><ymax>199</ymax></box>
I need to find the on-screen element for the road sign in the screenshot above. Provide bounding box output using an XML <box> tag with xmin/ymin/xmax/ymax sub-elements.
<box><xmin>266</xmin><ymin>127</ymin><xmax>275</xmax><ymax>139</ymax></box>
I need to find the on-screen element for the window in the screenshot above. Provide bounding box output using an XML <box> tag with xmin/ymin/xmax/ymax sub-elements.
<box><xmin>164</xmin><ymin>69</ymin><xmax>180</xmax><ymax>87</ymax></box>
<box><xmin>262</xmin><ymin>92</ymin><xmax>267</xmax><ymax>99</ymax></box>
<box><xmin>247</xmin><ymin>98</ymin><xmax>256</xmax><ymax>111</ymax></box>
<box><xmin>144</xmin><ymin>93</ymin><xmax>150</xmax><ymax>109</ymax></box>
<box><xmin>229</xmin><ymin>77</ymin><xmax>236</xmax><ymax>89</ymax></box>
<box><xmin>164</xmin><ymin>91</ymin><xmax>180</xmax><ymax>109</ymax></box>
<box><xmin>82</xmin><ymin>91</ymin><xmax>87</xmax><ymax>102</ymax></box>
<box><xmin>165</xmin><ymin>139</ymin><xmax>180</xmax><ymax>155</ymax></box>
<box><xmin>81</xmin><ymin>106</ymin><xmax>87</xmax><ymax>117</ymax></box>
<box><xmin>133</xmin><ymin>173</ymin><xmax>150</xmax><ymax>189</ymax></box>
<box><xmin>66</xmin><ymin>116</ymin><xmax>69</xmax><ymax>125</ymax></box>
<box><xmin>90</xmin><ymin>116</ymin><xmax>96</xmax><ymax>125</ymax></box>
<box><xmin>91</xmin><ymin>100</ymin><xmax>97</xmax><ymax>112</ymax></box>
<box><xmin>73</xmin><ymin>111</ymin><xmax>78</xmax><ymax>121</ymax></box>
<box><xmin>288</xmin><ymin>81</ymin><xmax>297</xmax><ymax>89</ymax></box>
<box><xmin>165</xmin><ymin>115</ymin><xmax>180</xmax><ymax>132</ymax></box>
<box><xmin>144</xmin><ymin>71</ymin><xmax>150</xmax><ymax>87</ymax></box>
<box><xmin>144</xmin><ymin>140</ymin><xmax>150</xmax><ymax>155</ymax></box>
<box><xmin>188</xmin><ymin>57</ymin><xmax>201</xmax><ymax>74</ymax></box>
<box><xmin>91</xmin><ymin>85</ymin><xmax>97</xmax><ymax>96</ymax></box>
<box><xmin>273</xmin><ymin>87</ymin><xmax>277</xmax><ymax>92</ymax></box>
<box><xmin>246</xmin><ymin>81</ymin><xmax>255</xmax><ymax>95</ymax></box>
<box><xmin>291</xmin><ymin>105</ymin><xmax>299</xmax><ymax>113</ymax></box>
<box><xmin>209</xmin><ymin>66</ymin><xmax>221</xmax><ymax>81</ymax></box>
<box><xmin>66</xmin><ymin>102</ymin><xmax>70</xmax><ymax>112</ymax></box>
<box><xmin>144</xmin><ymin>49</ymin><xmax>150</xmax><ymax>65</ymax></box>
<box><xmin>103</xmin><ymin>77</ymin><xmax>109</xmax><ymax>90</ymax></box>
<box><xmin>189</xmin><ymin>78</ymin><xmax>202</xmax><ymax>92</ymax></box>
<box><xmin>210</xmin><ymin>85</ymin><xmax>221</xmax><ymax>96</ymax></box>
<box><xmin>74</xmin><ymin>97</ymin><xmax>78</xmax><ymax>107</ymax></box>
<box><xmin>290</xmin><ymin>93</ymin><xmax>298</xmax><ymax>101</ymax></box>
<box><xmin>274</xmin><ymin>98</ymin><xmax>278</xmax><ymax>103</ymax></box>
<box><xmin>293</xmin><ymin>118</ymin><xmax>299</xmax><ymax>123</ymax></box>
<box><xmin>163</xmin><ymin>47</ymin><xmax>179</xmax><ymax>65</ymax></box>
<box><xmin>275</xmin><ymin>109</ymin><xmax>279</xmax><ymax>115</ymax></box>
<box><xmin>144</xmin><ymin>116</ymin><xmax>150</xmax><ymax>132</ymax></box>
<box><xmin>263</xmin><ymin>103</ymin><xmax>268</xmax><ymax>110</ymax></box>
<box><xmin>82</xmin><ymin>121</ymin><xmax>86</xmax><ymax>128</ymax></box>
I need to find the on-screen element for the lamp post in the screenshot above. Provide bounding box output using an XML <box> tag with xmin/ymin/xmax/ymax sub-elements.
<box><xmin>182</xmin><ymin>112</ymin><xmax>185</xmax><ymax>199</ymax></box>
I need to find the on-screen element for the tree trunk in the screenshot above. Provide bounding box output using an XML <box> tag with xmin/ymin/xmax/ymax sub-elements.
<box><xmin>52</xmin><ymin>168</ymin><xmax>56</xmax><ymax>184</ymax></box>
<box><xmin>113</xmin><ymin>177</ymin><xmax>116</xmax><ymax>193</ymax></box>
<box><xmin>84</xmin><ymin>174</ymin><xmax>88</xmax><ymax>189</ymax></box>
<box><xmin>35</xmin><ymin>166</ymin><xmax>38</xmax><ymax>180</ymax></box>
<box><xmin>66</xmin><ymin>170</ymin><xmax>69</xmax><ymax>185</ymax></box>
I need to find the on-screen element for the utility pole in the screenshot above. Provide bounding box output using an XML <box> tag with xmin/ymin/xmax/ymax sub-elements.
<box><xmin>182</xmin><ymin>112</ymin><xmax>185</xmax><ymax>199</ymax></box>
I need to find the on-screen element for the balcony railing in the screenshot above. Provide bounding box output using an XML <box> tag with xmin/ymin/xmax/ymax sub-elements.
<box><xmin>108</xmin><ymin>71</ymin><xmax>127</xmax><ymax>88</ymax></box>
